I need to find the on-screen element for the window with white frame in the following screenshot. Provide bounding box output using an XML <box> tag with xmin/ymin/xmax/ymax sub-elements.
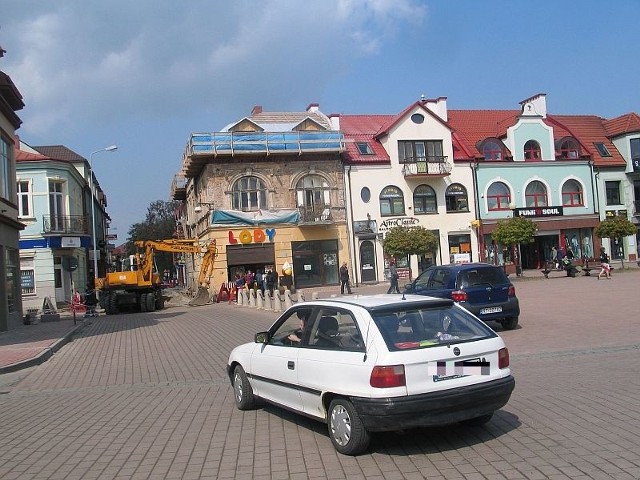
<box><xmin>562</xmin><ymin>179</ymin><xmax>584</xmax><ymax>206</ymax></box>
<box><xmin>487</xmin><ymin>182</ymin><xmax>511</xmax><ymax>211</ymax></box>
<box><xmin>296</xmin><ymin>175</ymin><xmax>331</xmax><ymax>220</ymax></box>
<box><xmin>232</xmin><ymin>176</ymin><xmax>268</xmax><ymax>211</ymax></box>
<box><xmin>525</xmin><ymin>180</ymin><xmax>548</xmax><ymax>207</ymax></box>
<box><xmin>1</xmin><ymin>135</ymin><xmax>12</xmax><ymax>201</ymax></box>
<box><xmin>445</xmin><ymin>183</ymin><xmax>469</xmax><ymax>212</ymax></box>
<box><xmin>380</xmin><ymin>185</ymin><xmax>405</xmax><ymax>216</ymax></box>
<box><xmin>524</xmin><ymin>140</ymin><xmax>541</xmax><ymax>160</ymax></box>
<box><xmin>17</xmin><ymin>180</ymin><xmax>31</xmax><ymax>217</ymax></box>
<box><xmin>49</xmin><ymin>180</ymin><xmax>65</xmax><ymax>232</ymax></box>
<box><xmin>413</xmin><ymin>184</ymin><xmax>437</xmax><ymax>214</ymax></box>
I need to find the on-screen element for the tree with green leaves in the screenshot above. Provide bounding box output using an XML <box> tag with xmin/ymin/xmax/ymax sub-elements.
<box><xmin>594</xmin><ymin>215</ymin><xmax>636</xmax><ymax>269</ymax></box>
<box><xmin>382</xmin><ymin>226</ymin><xmax>438</xmax><ymax>274</ymax></box>
<box><xmin>491</xmin><ymin>216</ymin><xmax>538</xmax><ymax>275</ymax></box>
<box><xmin>125</xmin><ymin>200</ymin><xmax>181</xmax><ymax>276</ymax></box>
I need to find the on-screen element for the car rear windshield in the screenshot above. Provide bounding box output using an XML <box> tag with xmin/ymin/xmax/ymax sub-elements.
<box><xmin>458</xmin><ymin>267</ymin><xmax>508</xmax><ymax>288</ymax></box>
<box><xmin>372</xmin><ymin>305</ymin><xmax>497</xmax><ymax>351</ymax></box>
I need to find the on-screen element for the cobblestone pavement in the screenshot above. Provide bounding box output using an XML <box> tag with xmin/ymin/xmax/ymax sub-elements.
<box><xmin>0</xmin><ymin>271</ymin><xmax>639</xmax><ymax>479</ymax></box>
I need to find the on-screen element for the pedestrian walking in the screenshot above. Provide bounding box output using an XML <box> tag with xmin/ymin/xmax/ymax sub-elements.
<box><xmin>387</xmin><ymin>261</ymin><xmax>401</xmax><ymax>294</ymax></box>
<box><xmin>598</xmin><ymin>246</ymin><xmax>612</xmax><ymax>280</ymax></box>
<box><xmin>339</xmin><ymin>262</ymin><xmax>352</xmax><ymax>294</ymax></box>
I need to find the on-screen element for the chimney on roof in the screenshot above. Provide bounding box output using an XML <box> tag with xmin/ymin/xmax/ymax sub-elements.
<box><xmin>306</xmin><ymin>103</ymin><xmax>319</xmax><ymax>113</ymax></box>
<box><xmin>328</xmin><ymin>114</ymin><xmax>340</xmax><ymax>130</ymax></box>
<box><xmin>423</xmin><ymin>96</ymin><xmax>448</xmax><ymax>122</ymax></box>
<box><xmin>251</xmin><ymin>105</ymin><xmax>263</xmax><ymax>115</ymax></box>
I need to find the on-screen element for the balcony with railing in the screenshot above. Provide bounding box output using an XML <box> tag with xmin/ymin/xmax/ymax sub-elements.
<box><xmin>42</xmin><ymin>215</ymin><xmax>89</xmax><ymax>235</ymax></box>
<box><xmin>401</xmin><ymin>156</ymin><xmax>452</xmax><ymax>177</ymax></box>
<box><xmin>298</xmin><ymin>204</ymin><xmax>333</xmax><ymax>225</ymax></box>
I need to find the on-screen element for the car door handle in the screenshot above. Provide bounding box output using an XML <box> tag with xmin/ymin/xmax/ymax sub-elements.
<box><xmin>288</xmin><ymin>361</ymin><xmax>295</xmax><ymax>370</ymax></box>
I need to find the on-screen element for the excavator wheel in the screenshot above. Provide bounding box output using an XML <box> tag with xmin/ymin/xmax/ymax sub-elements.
<box><xmin>108</xmin><ymin>293</ymin><xmax>119</xmax><ymax>315</ymax></box>
<box><xmin>146</xmin><ymin>293</ymin><xmax>156</xmax><ymax>312</ymax></box>
<box><xmin>155</xmin><ymin>295</ymin><xmax>165</xmax><ymax>310</ymax></box>
<box><xmin>140</xmin><ymin>293</ymin><xmax>148</xmax><ymax>312</ymax></box>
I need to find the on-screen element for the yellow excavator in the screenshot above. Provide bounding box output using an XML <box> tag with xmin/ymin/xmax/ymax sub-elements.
<box><xmin>97</xmin><ymin>239</ymin><xmax>218</xmax><ymax>314</ymax></box>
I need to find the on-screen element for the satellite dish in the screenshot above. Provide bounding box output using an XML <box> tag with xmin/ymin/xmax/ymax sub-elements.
<box><xmin>62</xmin><ymin>256</ymin><xmax>79</xmax><ymax>272</ymax></box>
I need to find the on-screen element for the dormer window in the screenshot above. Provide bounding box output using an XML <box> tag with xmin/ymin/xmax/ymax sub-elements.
<box><xmin>480</xmin><ymin>139</ymin><xmax>504</xmax><ymax>161</ymax></box>
<box><xmin>356</xmin><ymin>142</ymin><xmax>374</xmax><ymax>155</ymax></box>
<box><xmin>524</xmin><ymin>140</ymin><xmax>541</xmax><ymax>160</ymax></box>
<box><xmin>558</xmin><ymin>138</ymin><xmax>580</xmax><ymax>159</ymax></box>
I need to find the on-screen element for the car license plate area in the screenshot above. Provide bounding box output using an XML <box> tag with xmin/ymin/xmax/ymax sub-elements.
<box><xmin>480</xmin><ymin>306</ymin><xmax>502</xmax><ymax>314</ymax></box>
<box><xmin>429</xmin><ymin>358</ymin><xmax>491</xmax><ymax>382</ymax></box>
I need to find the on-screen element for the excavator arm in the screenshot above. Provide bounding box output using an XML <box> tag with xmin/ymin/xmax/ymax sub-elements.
<box><xmin>132</xmin><ymin>239</ymin><xmax>218</xmax><ymax>306</ymax></box>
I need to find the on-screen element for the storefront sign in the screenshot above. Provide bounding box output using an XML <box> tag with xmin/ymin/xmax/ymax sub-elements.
<box><xmin>353</xmin><ymin>219</ymin><xmax>377</xmax><ymax>235</ymax></box>
<box><xmin>514</xmin><ymin>206</ymin><xmax>563</xmax><ymax>218</ymax></box>
<box><xmin>61</xmin><ymin>237</ymin><xmax>81</xmax><ymax>247</ymax></box>
<box><xmin>228</xmin><ymin>228</ymin><xmax>276</xmax><ymax>244</ymax></box>
<box><xmin>605</xmin><ymin>209</ymin><xmax>627</xmax><ymax>218</ymax></box>
<box><xmin>378</xmin><ymin>217</ymin><xmax>419</xmax><ymax>231</ymax></box>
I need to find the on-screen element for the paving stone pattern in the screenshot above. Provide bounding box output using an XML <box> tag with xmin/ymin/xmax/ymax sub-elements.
<box><xmin>0</xmin><ymin>272</ymin><xmax>639</xmax><ymax>479</ymax></box>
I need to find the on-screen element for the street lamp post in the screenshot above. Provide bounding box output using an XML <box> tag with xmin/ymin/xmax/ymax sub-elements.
<box><xmin>89</xmin><ymin>145</ymin><xmax>117</xmax><ymax>287</ymax></box>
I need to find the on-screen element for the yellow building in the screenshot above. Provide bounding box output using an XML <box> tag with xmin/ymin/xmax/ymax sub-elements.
<box><xmin>171</xmin><ymin>104</ymin><xmax>350</xmax><ymax>295</ymax></box>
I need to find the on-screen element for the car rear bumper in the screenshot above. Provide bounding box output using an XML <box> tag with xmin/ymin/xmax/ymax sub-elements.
<box><xmin>350</xmin><ymin>376</ymin><xmax>515</xmax><ymax>431</ymax></box>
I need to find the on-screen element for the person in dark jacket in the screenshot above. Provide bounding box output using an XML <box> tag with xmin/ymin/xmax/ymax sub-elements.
<box><xmin>387</xmin><ymin>261</ymin><xmax>401</xmax><ymax>294</ymax></box>
<box><xmin>339</xmin><ymin>262</ymin><xmax>352</xmax><ymax>294</ymax></box>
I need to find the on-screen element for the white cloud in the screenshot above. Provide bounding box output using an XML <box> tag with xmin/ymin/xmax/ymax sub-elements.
<box><xmin>2</xmin><ymin>0</ymin><xmax>427</xmax><ymax>136</ymax></box>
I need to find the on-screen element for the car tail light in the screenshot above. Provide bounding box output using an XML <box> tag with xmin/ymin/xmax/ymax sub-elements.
<box><xmin>451</xmin><ymin>290</ymin><xmax>467</xmax><ymax>302</ymax></box>
<box><xmin>508</xmin><ymin>285</ymin><xmax>516</xmax><ymax>297</ymax></box>
<box><xmin>370</xmin><ymin>365</ymin><xmax>406</xmax><ymax>388</ymax></box>
<box><xmin>498</xmin><ymin>347</ymin><xmax>510</xmax><ymax>369</ymax></box>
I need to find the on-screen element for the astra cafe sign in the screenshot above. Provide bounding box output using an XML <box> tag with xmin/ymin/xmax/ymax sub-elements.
<box><xmin>378</xmin><ymin>217</ymin><xmax>420</xmax><ymax>232</ymax></box>
<box><xmin>514</xmin><ymin>206</ymin><xmax>563</xmax><ymax>218</ymax></box>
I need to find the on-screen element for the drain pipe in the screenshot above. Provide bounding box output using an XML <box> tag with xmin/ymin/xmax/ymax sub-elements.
<box><xmin>345</xmin><ymin>165</ymin><xmax>359</xmax><ymax>287</ymax></box>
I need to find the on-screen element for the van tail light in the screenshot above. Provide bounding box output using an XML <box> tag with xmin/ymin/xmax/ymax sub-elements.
<box><xmin>498</xmin><ymin>347</ymin><xmax>510</xmax><ymax>369</ymax></box>
<box><xmin>370</xmin><ymin>365</ymin><xmax>406</xmax><ymax>388</ymax></box>
<box><xmin>508</xmin><ymin>285</ymin><xmax>516</xmax><ymax>297</ymax></box>
<box><xmin>451</xmin><ymin>290</ymin><xmax>468</xmax><ymax>302</ymax></box>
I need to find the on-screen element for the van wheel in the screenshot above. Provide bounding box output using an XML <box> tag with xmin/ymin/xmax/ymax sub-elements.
<box><xmin>328</xmin><ymin>398</ymin><xmax>371</xmax><ymax>455</ymax></box>
<box><xmin>233</xmin><ymin>365</ymin><xmax>256</xmax><ymax>410</ymax></box>
<box><xmin>501</xmin><ymin>317</ymin><xmax>518</xmax><ymax>330</ymax></box>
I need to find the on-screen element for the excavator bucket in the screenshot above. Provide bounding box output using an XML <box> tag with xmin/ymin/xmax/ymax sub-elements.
<box><xmin>188</xmin><ymin>287</ymin><xmax>211</xmax><ymax>306</ymax></box>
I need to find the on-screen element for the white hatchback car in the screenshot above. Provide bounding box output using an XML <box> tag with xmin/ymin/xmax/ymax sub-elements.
<box><xmin>227</xmin><ymin>294</ymin><xmax>515</xmax><ymax>455</ymax></box>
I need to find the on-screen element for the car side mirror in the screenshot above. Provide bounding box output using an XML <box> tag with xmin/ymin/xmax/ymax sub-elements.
<box><xmin>254</xmin><ymin>331</ymin><xmax>269</xmax><ymax>343</ymax></box>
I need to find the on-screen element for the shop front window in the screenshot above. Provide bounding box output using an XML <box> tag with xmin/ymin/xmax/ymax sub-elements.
<box><xmin>292</xmin><ymin>240</ymin><xmax>338</xmax><ymax>288</ymax></box>
<box><xmin>449</xmin><ymin>234</ymin><xmax>472</xmax><ymax>264</ymax></box>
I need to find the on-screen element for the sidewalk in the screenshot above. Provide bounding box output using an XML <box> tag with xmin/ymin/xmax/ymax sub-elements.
<box><xmin>0</xmin><ymin>313</ymin><xmax>88</xmax><ymax>374</ymax></box>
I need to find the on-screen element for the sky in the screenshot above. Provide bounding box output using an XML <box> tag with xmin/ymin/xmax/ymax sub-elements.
<box><xmin>2</xmin><ymin>0</ymin><xmax>640</xmax><ymax>240</ymax></box>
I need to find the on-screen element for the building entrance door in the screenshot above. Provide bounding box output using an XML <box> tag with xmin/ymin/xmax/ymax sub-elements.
<box><xmin>359</xmin><ymin>241</ymin><xmax>376</xmax><ymax>282</ymax></box>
